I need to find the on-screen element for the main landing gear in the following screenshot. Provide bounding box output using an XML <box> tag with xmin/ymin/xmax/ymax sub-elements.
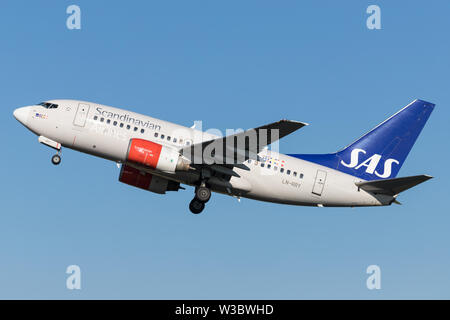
<box><xmin>189</xmin><ymin>185</ymin><xmax>212</xmax><ymax>214</ymax></box>
<box><xmin>189</xmin><ymin>198</ymin><xmax>205</xmax><ymax>214</ymax></box>
<box><xmin>196</xmin><ymin>186</ymin><xmax>211</xmax><ymax>202</ymax></box>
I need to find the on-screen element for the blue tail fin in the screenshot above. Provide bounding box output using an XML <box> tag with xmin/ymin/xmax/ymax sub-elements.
<box><xmin>289</xmin><ymin>99</ymin><xmax>435</xmax><ymax>180</ymax></box>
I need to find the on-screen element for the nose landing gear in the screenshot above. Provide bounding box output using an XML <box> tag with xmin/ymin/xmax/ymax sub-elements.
<box><xmin>38</xmin><ymin>136</ymin><xmax>62</xmax><ymax>166</ymax></box>
<box><xmin>51</xmin><ymin>154</ymin><xmax>61</xmax><ymax>165</ymax></box>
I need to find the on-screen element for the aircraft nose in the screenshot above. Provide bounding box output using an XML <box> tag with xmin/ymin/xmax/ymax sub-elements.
<box><xmin>13</xmin><ymin>107</ymin><xmax>30</xmax><ymax>126</ymax></box>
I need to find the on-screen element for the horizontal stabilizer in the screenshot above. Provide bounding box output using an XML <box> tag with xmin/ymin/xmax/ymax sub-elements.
<box><xmin>355</xmin><ymin>175</ymin><xmax>433</xmax><ymax>196</ymax></box>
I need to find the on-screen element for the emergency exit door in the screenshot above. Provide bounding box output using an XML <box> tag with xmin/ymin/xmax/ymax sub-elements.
<box><xmin>312</xmin><ymin>170</ymin><xmax>327</xmax><ymax>196</ymax></box>
<box><xmin>73</xmin><ymin>103</ymin><xmax>90</xmax><ymax>127</ymax></box>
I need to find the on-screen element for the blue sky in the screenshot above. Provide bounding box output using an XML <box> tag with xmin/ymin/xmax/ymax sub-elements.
<box><xmin>0</xmin><ymin>0</ymin><xmax>449</xmax><ymax>299</ymax></box>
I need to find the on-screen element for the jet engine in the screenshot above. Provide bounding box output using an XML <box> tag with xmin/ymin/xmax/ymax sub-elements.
<box><xmin>126</xmin><ymin>138</ymin><xmax>190</xmax><ymax>172</ymax></box>
<box><xmin>119</xmin><ymin>164</ymin><xmax>181</xmax><ymax>194</ymax></box>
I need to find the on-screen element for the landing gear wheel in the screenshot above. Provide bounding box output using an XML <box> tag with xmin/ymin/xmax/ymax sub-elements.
<box><xmin>196</xmin><ymin>186</ymin><xmax>211</xmax><ymax>203</ymax></box>
<box><xmin>51</xmin><ymin>154</ymin><xmax>61</xmax><ymax>165</ymax></box>
<box><xmin>189</xmin><ymin>198</ymin><xmax>205</xmax><ymax>214</ymax></box>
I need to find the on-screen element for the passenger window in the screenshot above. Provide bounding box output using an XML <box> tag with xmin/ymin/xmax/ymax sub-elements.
<box><xmin>179</xmin><ymin>138</ymin><xmax>183</xmax><ymax>144</ymax></box>
<box><xmin>248</xmin><ymin>159</ymin><xmax>252</xmax><ymax>164</ymax></box>
<box><xmin>293</xmin><ymin>172</ymin><xmax>297</xmax><ymax>177</ymax></box>
<box><xmin>94</xmin><ymin>116</ymin><xmax>98</xmax><ymax>121</ymax></box>
<box><xmin>287</xmin><ymin>170</ymin><xmax>291</xmax><ymax>175</ymax></box>
<box><xmin>113</xmin><ymin>121</ymin><xmax>117</xmax><ymax>126</ymax></box>
<box><xmin>186</xmin><ymin>141</ymin><xmax>191</xmax><ymax>146</ymax></box>
<box><xmin>173</xmin><ymin>138</ymin><xmax>177</xmax><ymax>143</ymax></box>
<box><xmin>100</xmin><ymin>118</ymin><xmax>104</xmax><ymax>122</ymax></box>
<box><xmin>120</xmin><ymin>123</ymin><xmax>124</xmax><ymax>128</ymax></box>
<box><xmin>267</xmin><ymin>164</ymin><xmax>271</xmax><ymax>169</ymax></box>
<box><xmin>106</xmin><ymin>119</ymin><xmax>111</xmax><ymax>124</ymax></box>
<box><xmin>274</xmin><ymin>166</ymin><xmax>277</xmax><ymax>171</ymax></box>
<box><xmin>154</xmin><ymin>132</ymin><xmax>158</xmax><ymax>137</ymax></box>
<box><xmin>280</xmin><ymin>168</ymin><xmax>284</xmax><ymax>173</ymax></box>
<box><xmin>141</xmin><ymin>129</ymin><xmax>145</xmax><ymax>134</ymax></box>
<box><xmin>300</xmin><ymin>173</ymin><xmax>304</xmax><ymax>179</ymax></box>
<box><xmin>134</xmin><ymin>127</ymin><xmax>138</xmax><ymax>132</ymax></box>
<box><xmin>161</xmin><ymin>134</ymin><xmax>165</xmax><ymax>139</ymax></box>
<box><xmin>261</xmin><ymin>163</ymin><xmax>265</xmax><ymax>168</ymax></box>
<box><xmin>167</xmin><ymin>136</ymin><xmax>171</xmax><ymax>141</ymax></box>
<box><xmin>126</xmin><ymin>125</ymin><xmax>130</xmax><ymax>130</ymax></box>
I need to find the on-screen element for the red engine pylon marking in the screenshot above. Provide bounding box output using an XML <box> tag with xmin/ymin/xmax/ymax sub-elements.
<box><xmin>128</xmin><ymin>139</ymin><xmax>162</xmax><ymax>169</ymax></box>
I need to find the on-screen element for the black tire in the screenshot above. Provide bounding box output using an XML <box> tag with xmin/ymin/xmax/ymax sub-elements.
<box><xmin>195</xmin><ymin>186</ymin><xmax>211</xmax><ymax>203</ymax></box>
<box><xmin>51</xmin><ymin>154</ymin><xmax>61</xmax><ymax>165</ymax></box>
<box><xmin>189</xmin><ymin>198</ymin><xmax>205</xmax><ymax>214</ymax></box>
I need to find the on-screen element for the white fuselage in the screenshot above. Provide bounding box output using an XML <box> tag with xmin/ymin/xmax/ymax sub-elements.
<box><xmin>15</xmin><ymin>100</ymin><xmax>394</xmax><ymax>207</ymax></box>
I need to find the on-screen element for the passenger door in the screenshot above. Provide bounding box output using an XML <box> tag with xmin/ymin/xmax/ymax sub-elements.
<box><xmin>73</xmin><ymin>103</ymin><xmax>90</xmax><ymax>127</ymax></box>
<box><xmin>312</xmin><ymin>170</ymin><xmax>327</xmax><ymax>196</ymax></box>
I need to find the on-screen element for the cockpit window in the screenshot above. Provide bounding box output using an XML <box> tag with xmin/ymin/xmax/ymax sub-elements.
<box><xmin>38</xmin><ymin>102</ymin><xmax>58</xmax><ymax>109</ymax></box>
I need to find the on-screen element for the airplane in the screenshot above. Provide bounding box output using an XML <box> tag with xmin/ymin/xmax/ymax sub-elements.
<box><xmin>13</xmin><ymin>99</ymin><xmax>434</xmax><ymax>214</ymax></box>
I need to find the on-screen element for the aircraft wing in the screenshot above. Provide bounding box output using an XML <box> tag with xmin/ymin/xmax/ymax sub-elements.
<box><xmin>181</xmin><ymin>120</ymin><xmax>308</xmax><ymax>165</ymax></box>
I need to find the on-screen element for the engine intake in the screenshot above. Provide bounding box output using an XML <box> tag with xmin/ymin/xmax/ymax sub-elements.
<box><xmin>126</xmin><ymin>138</ymin><xmax>190</xmax><ymax>172</ymax></box>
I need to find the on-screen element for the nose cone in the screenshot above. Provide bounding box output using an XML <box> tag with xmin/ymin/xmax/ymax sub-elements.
<box><xmin>13</xmin><ymin>107</ymin><xmax>30</xmax><ymax>126</ymax></box>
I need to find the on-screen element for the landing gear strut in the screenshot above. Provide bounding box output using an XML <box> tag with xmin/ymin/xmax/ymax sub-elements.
<box><xmin>51</xmin><ymin>153</ymin><xmax>61</xmax><ymax>165</ymax></box>
<box><xmin>189</xmin><ymin>184</ymin><xmax>212</xmax><ymax>214</ymax></box>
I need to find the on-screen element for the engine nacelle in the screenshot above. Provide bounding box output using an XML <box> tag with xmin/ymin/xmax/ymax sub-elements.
<box><xmin>119</xmin><ymin>165</ymin><xmax>181</xmax><ymax>194</ymax></box>
<box><xmin>126</xmin><ymin>138</ymin><xmax>190</xmax><ymax>172</ymax></box>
